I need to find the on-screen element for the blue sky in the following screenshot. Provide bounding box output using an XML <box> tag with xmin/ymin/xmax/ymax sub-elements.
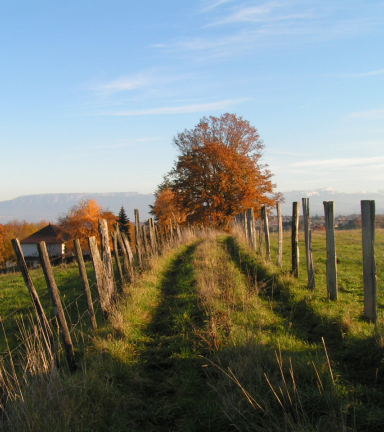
<box><xmin>1</xmin><ymin>0</ymin><xmax>383</xmax><ymax>201</ymax></box>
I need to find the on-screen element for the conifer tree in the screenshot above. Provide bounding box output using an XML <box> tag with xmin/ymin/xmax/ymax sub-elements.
<box><xmin>117</xmin><ymin>206</ymin><xmax>131</xmax><ymax>241</ymax></box>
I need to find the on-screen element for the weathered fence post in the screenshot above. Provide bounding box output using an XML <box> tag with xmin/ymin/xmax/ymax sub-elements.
<box><xmin>323</xmin><ymin>201</ymin><xmax>338</xmax><ymax>300</ymax></box>
<box><xmin>276</xmin><ymin>202</ymin><xmax>283</xmax><ymax>269</ymax></box>
<box><xmin>11</xmin><ymin>238</ymin><xmax>58</xmax><ymax>368</ymax></box>
<box><xmin>261</xmin><ymin>206</ymin><xmax>270</xmax><ymax>261</ymax></box>
<box><xmin>361</xmin><ymin>200</ymin><xmax>377</xmax><ymax>322</ymax></box>
<box><xmin>291</xmin><ymin>202</ymin><xmax>300</xmax><ymax>277</ymax></box>
<box><xmin>134</xmin><ymin>209</ymin><xmax>143</xmax><ymax>268</ymax></box>
<box><xmin>37</xmin><ymin>241</ymin><xmax>76</xmax><ymax>372</ymax></box>
<box><xmin>73</xmin><ymin>239</ymin><xmax>97</xmax><ymax>330</ymax></box>
<box><xmin>302</xmin><ymin>198</ymin><xmax>315</xmax><ymax>289</ymax></box>
<box><xmin>112</xmin><ymin>232</ymin><xmax>124</xmax><ymax>289</ymax></box>
<box><xmin>98</xmin><ymin>218</ymin><xmax>116</xmax><ymax>302</ymax></box>
<box><xmin>247</xmin><ymin>208</ymin><xmax>255</xmax><ymax>250</ymax></box>
<box><xmin>142</xmin><ymin>225</ymin><xmax>149</xmax><ymax>256</ymax></box>
<box><xmin>243</xmin><ymin>212</ymin><xmax>248</xmax><ymax>241</ymax></box>
<box><xmin>114</xmin><ymin>225</ymin><xmax>132</xmax><ymax>282</ymax></box>
<box><xmin>88</xmin><ymin>236</ymin><xmax>111</xmax><ymax>317</ymax></box>
<box><xmin>148</xmin><ymin>218</ymin><xmax>158</xmax><ymax>255</ymax></box>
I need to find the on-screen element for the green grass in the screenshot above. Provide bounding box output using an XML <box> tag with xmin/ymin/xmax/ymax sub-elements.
<box><xmin>0</xmin><ymin>261</ymin><xmax>100</xmax><ymax>352</ymax></box>
<box><xmin>1</xmin><ymin>228</ymin><xmax>384</xmax><ymax>431</ymax></box>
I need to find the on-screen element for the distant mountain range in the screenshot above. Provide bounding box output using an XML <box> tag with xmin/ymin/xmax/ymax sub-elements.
<box><xmin>0</xmin><ymin>192</ymin><xmax>155</xmax><ymax>223</ymax></box>
<box><xmin>278</xmin><ymin>188</ymin><xmax>384</xmax><ymax>216</ymax></box>
<box><xmin>0</xmin><ymin>188</ymin><xmax>383</xmax><ymax>223</ymax></box>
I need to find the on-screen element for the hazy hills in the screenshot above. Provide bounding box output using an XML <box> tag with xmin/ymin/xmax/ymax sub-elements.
<box><xmin>0</xmin><ymin>189</ymin><xmax>383</xmax><ymax>223</ymax></box>
<box><xmin>279</xmin><ymin>188</ymin><xmax>384</xmax><ymax>216</ymax></box>
<box><xmin>0</xmin><ymin>192</ymin><xmax>155</xmax><ymax>223</ymax></box>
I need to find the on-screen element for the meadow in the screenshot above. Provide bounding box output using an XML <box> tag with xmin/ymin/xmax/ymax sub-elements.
<box><xmin>0</xmin><ymin>227</ymin><xmax>383</xmax><ymax>431</ymax></box>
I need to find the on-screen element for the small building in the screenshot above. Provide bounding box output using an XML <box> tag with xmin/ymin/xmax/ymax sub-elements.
<box><xmin>20</xmin><ymin>224</ymin><xmax>68</xmax><ymax>267</ymax></box>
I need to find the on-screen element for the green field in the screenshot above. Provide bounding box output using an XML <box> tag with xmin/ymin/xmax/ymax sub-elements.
<box><xmin>0</xmin><ymin>229</ymin><xmax>383</xmax><ymax>431</ymax></box>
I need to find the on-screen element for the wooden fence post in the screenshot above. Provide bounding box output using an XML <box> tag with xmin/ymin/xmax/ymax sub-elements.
<box><xmin>323</xmin><ymin>201</ymin><xmax>338</xmax><ymax>300</ymax></box>
<box><xmin>261</xmin><ymin>206</ymin><xmax>270</xmax><ymax>261</ymax></box>
<box><xmin>88</xmin><ymin>236</ymin><xmax>111</xmax><ymax>317</ymax></box>
<box><xmin>276</xmin><ymin>202</ymin><xmax>283</xmax><ymax>269</ymax></box>
<box><xmin>11</xmin><ymin>238</ymin><xmax>58</xmax><ymax>368</ymax></box>
<box><xmin>142</xmin><ymin>225</ymin><xmax>149</xmax><ymax>256</ymax></box>
<box><xmin>37</xmin><ymin>241</ymin><xmax>76</xmax><ymax>372</ymax></box>
<box><xmin>361</xmin><ymin>200</ymin><xmax>377</xmax><ymax>322</ymax></box>
<box><xmin>148</xmin><ymin>218</ymin><xmax>157</xmax><ymax>255</ymax></box>
<box><xmin>98</xmin><ymin>219</ymin><xmax>116</xmax><ymax>302</ymax></box>
<box><xmin>292</xmin><ymin>202</ymin><xmax>300</xmax><ymax>277</ymax></box>
<box><xmin>114</xmin><ymin>225</ymin><xmax>132</xmax><ymax>282</ymax></box>
<box><xmin>73</xmin><ymin>239</ymin><xmax>97</xmax><ymax>330</ymax></box>
<box><xmin>134</xmin><ymin>209</ymin><xmax>143</xmax><ymax>268</ymax></box>
<box><xmin>243</xmin><ymin>212</ymin><xmax>248</xmax><ymax>241</ymax></box>
<box><xmin>112</xmin><ymin>232</ymin><xmax>124</xmax><ymax>289</ymax></box>
<box><xmin>302</xmin><ymin>198</ymin><xmax>315</xmax><ymax>289</ymax></box>
<box><xmin>247</xmin><ymin>208</ymin><xmax>255</xmax><ymax>250</ymax></box>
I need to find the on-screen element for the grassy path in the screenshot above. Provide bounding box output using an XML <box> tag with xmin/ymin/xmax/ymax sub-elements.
<box><xmin>131</xmin><ymin>241</ymin><xmax>223</xmax><ymax>431</ymax></box>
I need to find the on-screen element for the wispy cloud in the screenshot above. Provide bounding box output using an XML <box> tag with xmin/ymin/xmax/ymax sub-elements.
<box><xmin>349</xmin><ymin>108</ymin><xmax>384</xmax><ymax>120</ymax></box>
<box><xmin>92</xmin><ymin>71</ymin><xmax>189</xmax><ymax>95</ymax></box>
<box><xmin>200</xmin><ymin>0</ymin><xmax>237</xmax><ymax>13</ymax></box>
<box><xmin>205</xmin><ymin>2</ymin><xmax>309</xmax><ymax>27</ymax></box>
<box><xmin>99</xmin><ymin>98</ymin><xmax>247</xmax><ymax>116</ymax></box>
<box><xmin>92</xmin><ymin>75</ymin><xmax>149</xmax><ymax>95</ymax></box>
<box><xmin>291</xmin><ymin>156</ymin><xmax>384</xmax><ymax>169</ymax></box>
<box><xmin>156</xmin><ymin>1</ymin><xmax>384</xmax><ymax>57</ymax></box>
<box><xmin>344</xmin><ymin>69</ymin><xmax>384</xmax><ymax>78</ymax></box>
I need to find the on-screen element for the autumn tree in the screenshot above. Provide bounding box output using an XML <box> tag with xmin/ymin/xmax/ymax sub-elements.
<box><xmin>154</xmin><ymin>113</ymin><xmax>281</xmax><ymax>228</ymax></box>
<box><xmin>0</xmin><ymin>220</ymin><xmax>49</xmax><ymax>265</ymax></box>
<box><xmin>58</xmin><ymin>199</ymin><xmax>116</xmax><ymax>250</ymax></box>
<box><xmin>150</xmin><ymin>177</ymin><xmax>187</xmax><ymax>226</ymax></box>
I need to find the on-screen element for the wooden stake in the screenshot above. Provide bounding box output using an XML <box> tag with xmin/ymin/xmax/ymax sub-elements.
<box><xmin>98</xmin><ymin>218</ymin><xmax>116</xmax><ymax>303</ymax></box>
<box><xmin>37</xmin><ymin>241</ymin><xmax>76</xmax><ymax>372</ymax></box>
<box><xmin>112</xmin><ymin>232</ymin><xmax>124</xmax><ymax>290</ymax></box>
<box><xmin>114</xmin><ymin>224</ymin><xmax>132</xmax><ymax>282</ymax></box>
<box><xmin>88</xmin><ymin>236</ymin><xmax>111</xmax><ymax>317</ymax></box>
<box><xmin>323</xmin><ymin>201</ymin><xmax>338</xmax><ymax>300</ymax></box>
<box><xmin>361</xmin><ymin>200</ymin><xmax>377</xmax><ymax>322</ymax></box>
<box><xmin>261</xmin><ymin>206</ymin><xmax>270</xmax><ymax>261</ymax></box>
<box><xmin>11</xmin><ymin>238</ymin><xmax>58</xmax><ymax>368</ymax></box>
<box><xmin>134</xmin><ymin>209</ymin><xmax>143</xmax><ymax>268</ymax></box>
<box><xmin>302</xmin><ymin>198</ymin><xmax>315</xmax><ymax>289</ymax></box>
<box><xmin>291</xmin><ymin>202</ymin><xmax>300</xmax><ymax>278</ymax></box>
<box><xmin>276</xmin><ymin>202</ymin><xmax>283</xmax><ymax>269</ymax></box>
<box><xmin>73</xmin><ymin>239</ymin><xmax>97</xmax><ymax>330</ymax></box>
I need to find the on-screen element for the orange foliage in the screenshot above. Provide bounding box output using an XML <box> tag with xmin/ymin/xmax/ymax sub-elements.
<box><xmin>0</xmin><ymin>220</ymin><xmax>49</xmax><ymax>265</ymax></box>
<box><xmin>151</xmin><ymin>187</ymin><xmax>187</xmax><ymax>226</ymax></box>
<box><xmin>166</xmin><ymin>113</ymin><xmax>282</xmax><ymax>227</ymax></box>
<box><xmin>58</xmin><ymin>199</ymin><xmax>116</xmax><ymax>250</ymax></box>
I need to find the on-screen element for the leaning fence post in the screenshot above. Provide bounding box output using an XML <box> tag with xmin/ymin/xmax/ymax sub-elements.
<box><xmin>134</xmin><ymin>209</ymin><xmax>143</xmax><ymax>268</ymax></box>
<box><xmin>11</xmin><ymin>238</ymin><xmax>58</xmax><ymax>368</ymax></box>
<box><xmin>73</xmin><ymin>239</ymin><xmax>97</xmax><ymax>330</ymax></box>
<box><xmin>88</xmin><ymin>236</ymin><xmax>111</xmax><ymax>318</ymax></box>
<box><xmin>323</xmin><ymin>201</ymin><xmax>338</xmax><ymax>300</ymax></box>
<box><xmin>261</xmin><ymin>206</ymin><xmax>270</xmax><ymax>261</ymax></box>
<box><xmin>98</xmin><ymin>218</ymin><xmax>116</xmax><ymax>303</ymax></box>
<box><xmin>292</xmin><ymin>202</ymin><xmax>300</xmax><ymax>277</ymax></box>
<box><xmin>302</xmin><ymin>198</ymin><xmax>315</xmax><ymax>289</ymax></box>
<box><xmin>361</xmin><ymin>200</ymin><xmax>377</xmax><ymax>322</ymax></box>
<box><xmin>112</xmin><ymin>232</ymin><xmax>124</xmax><ymax>289</ymax></box>
<box><xmin>276</xmin><ymin>202</ymin><xmax>283</xmax><ymax>269</ymax></box>
<box><xmin>246</xmin><ymin>208</ymin><xmax>255</xmax><ymax>249</ymax></box>
<box><xmin>37</xmin><ymin>241</ymin><xmax>76</xmax><ymax>372</ymax></box>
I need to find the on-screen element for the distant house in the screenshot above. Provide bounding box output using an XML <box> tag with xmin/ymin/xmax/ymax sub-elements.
<box><xmin>20</xmin><ymin>224</ymin><xmax>69</xmax><ymax>267</ymax></box>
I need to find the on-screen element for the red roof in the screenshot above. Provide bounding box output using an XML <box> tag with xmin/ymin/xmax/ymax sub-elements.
<box><xmin>20</xmin><ymin>224</ymin><xmax>69</xmax><ymax>244</ymax></box>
